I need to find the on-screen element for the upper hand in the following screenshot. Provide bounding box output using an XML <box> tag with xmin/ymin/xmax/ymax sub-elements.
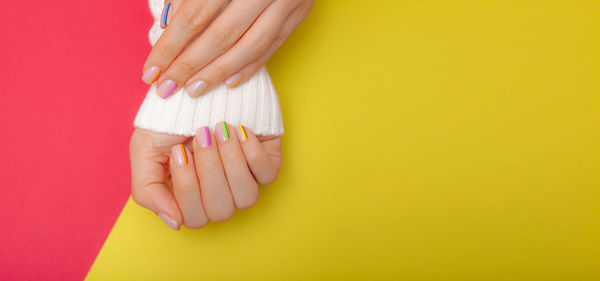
<box><xmin>140</xmin><ymin>0</ymin><xmax>313</xmax><ymax>98</ymax></box>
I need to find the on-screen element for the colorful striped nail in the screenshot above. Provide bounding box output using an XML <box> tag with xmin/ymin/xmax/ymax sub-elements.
<box><xmin>160</xmin><ymin>2</ymin><xmax>172</xmax><ymax>29</ymax></box>
<box><xmin>237</xmin><ymin>125</ymin><xmax>247</xmax><ymax>142</ymax></box>
<box><xmin>171</xmin><ymin>144</ymin><xmax>188</xmax><ymax>166</ymax></box>
<box><xmin>157</xmin><ymin>79</ymin><xmax>177</xmax><ymax>99</ymax></box>
<box><xmin>216</xmin><ymin>122</ymin><xmax>229</xmax><ymax>142</ymax></box>
<box><xmin>187</xmin><ymin>80</ymin><xmax>208</xmax><ymax>97</ymax></box>
<box><xmin>141</xmin><ymin>66</ymin><xmax>160</xmax><ymax>84</ymax></box>
<box><xmin>197</xmin><ymin>126</ymin><xmax>211</xmax><ymax>148</ymax></box>
<box><xmin>222</xmin><ymin>122</ymin><xmax>229</xmax><ymax>141</ymax></box>
<box><xmin>179</xmin><ymin>144</ymin><xmax>188</xmax><ymax>165</ymax></box>
<box><xmin>225</xmin><ymin>73</ymin><xmax>242</xmax><ymax>88</ymax></box>
<box><xmin>205</xmin><ymin>127</ymin><xmax>211</xmax><ymax>146</ymax></box>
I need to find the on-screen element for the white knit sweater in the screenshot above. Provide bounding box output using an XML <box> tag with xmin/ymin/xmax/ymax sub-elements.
<box><xmin>134</xmin><ymin>0</ymin><xmax>284</xmax><ymax>136</ymax></box>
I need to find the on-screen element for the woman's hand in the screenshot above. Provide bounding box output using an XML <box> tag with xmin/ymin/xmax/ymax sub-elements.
<box><xmin>141</xmin><ymin>0</ymin><xmax>313</xmax><ymax>98</ymax></box>
<box><xmin>129</xmin><ymin>124</ymin><xmax>281</xmax><ymax>230</ymax></box>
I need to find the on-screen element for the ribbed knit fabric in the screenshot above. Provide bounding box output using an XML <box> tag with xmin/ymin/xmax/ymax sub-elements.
<box><xmin>134</xmin><ymin>0</ymin><xmax>284</xmax><ymax>137</ymax></box>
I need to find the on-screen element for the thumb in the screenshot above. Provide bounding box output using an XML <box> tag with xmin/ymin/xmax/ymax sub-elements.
<box><xmin>130</xmin><ymin>130</ymin><xmax>183</xmax><ymax>231</ymax></box>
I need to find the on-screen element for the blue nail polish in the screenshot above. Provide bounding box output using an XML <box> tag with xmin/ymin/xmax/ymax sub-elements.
<box><xmin>160</xmin><ymin>2</ymin><xmax>172</xmax><ymax>29</ymax></box>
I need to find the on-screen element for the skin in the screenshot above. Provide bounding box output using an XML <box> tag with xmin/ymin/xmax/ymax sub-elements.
<box><xmin>130</xmin><ymin>124</ymin><xmax>282</xmax><ymax>230</ymax></box>
<box><xmin>143</xmin><ymin>0</ymin><xmax>313</xmax><ymax>97</ymax></box>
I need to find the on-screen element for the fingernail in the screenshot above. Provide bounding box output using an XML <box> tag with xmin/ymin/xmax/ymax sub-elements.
<box><xmin>157</xmin><ymin>80</ymin><xmax>177</xmax><ymax>99</ymax></box>
<box><xmin>224</xmin><ymin>73</ymin><xmax>243</xmax><ymax>88</ymax></box>
<box><xmin>236</xmin><ymin>125</ymin><xmax>248</xmax><ymax>142</ymax></box>
<box><xmin>160</xmin><ymin>2</ymin><xmax>172</xmax><ymax>29</ymax></box>
<box><xmin>141</xmin><ymin>66</ymin><xmax>160</xmax><ymax>84</ymax></box>
<box><xmin>171</xmin><ymin>144</ymin><xmax>188</xmax><ymax>166</ymax></box>
<box><xmin>186</xmin><ymin>80</ymin><xmax>208</xmax><ymax>97</ymax></box>
<box><xmin>196</xmin><ymin>126</ymin><xmax>211</xmax><ymax>148</ymax></box>
<box><xmin>158</xmin><ymin>212</ymin><xmax>180</xmax><ymax>231</ymax></box>
<box><xmin>215</xmin><ymin>122</ymin><xmax>229</xmax><ymax>142</ymax></box>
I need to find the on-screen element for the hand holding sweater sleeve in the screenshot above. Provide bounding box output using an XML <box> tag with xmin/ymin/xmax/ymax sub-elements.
<box><xmin>134</xmin><ymin>0</ymin><xmax>284</xmax><ymax>137</ymax></box>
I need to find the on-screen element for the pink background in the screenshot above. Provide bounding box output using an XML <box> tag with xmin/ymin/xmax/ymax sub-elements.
<box><xmin>0</xmin><ymin>1</ymin><xmax>151</xmax><ymax>280</ymax></box>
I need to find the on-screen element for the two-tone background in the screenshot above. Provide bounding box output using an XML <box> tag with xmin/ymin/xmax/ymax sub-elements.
<box><xmin>1</xmin><ymin>1</ymin><xmax>599</xmax><ymax>280</ymax></box>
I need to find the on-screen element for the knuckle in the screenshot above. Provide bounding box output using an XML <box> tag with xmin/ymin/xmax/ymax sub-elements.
<box><xmin>220</xmin><ymin>151</ymin><xmax>243</xmax><ymax>166</ymax></box>
<box><xmin>177</xmin><ymin>6</ymin><xmax>205</xmax><ymax>32</ymax></box>
<box><xmin>245</xmin><ymin>151</ymin><xmax>263</xmax><ymax>166</ymax></box>
<box><xmin>177</xmin><ymin>182</ymin><xmax>198</xmax><ymax>193</ymax></box>
<box><xmin>155</xmin><ymin>39</ymin><xmax>179</xmax><ymax>57</ymax></box>
<box><xmin>210</xmin><ymin>23</ymin><xmax>236</xmax><ymax>46</ymax></box>
<box><xmin>172</xmin><ymin>60</ymin><xmax>196</xmax><ymax>77</ymax></box>
<box><xmin>210</xmin><ymin>63</ymin><xmax>229</xmax><ymax>80</ymax></box>
<box><xmin>251</xmin><ymin>33</ymin><xmax>272</xmax><ymax>56</ymax></box>
<box><xmin>290</xmin><ymin>0</ymin><xmax>313</xmax><ymax>13</ymax></box>
<box><xmin>271</xmin><ymin>33</ymin><xmax>287</xmax><ymax>50</ymax></box>
<box><xmin>300</xmin><ymin>0</ymin><xmax>314</xmax><ymax>12</ymax></box>
<box><xmin>196</xmin><ymin>160</ymin><xmax>221</xmax><ymax>174</ymax></box>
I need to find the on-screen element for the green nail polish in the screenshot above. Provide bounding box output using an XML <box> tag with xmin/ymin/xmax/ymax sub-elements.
<box><xmin>222</xmin><ymin>122</ymin><xmax>229</xmax><ymax>140</ymax></box>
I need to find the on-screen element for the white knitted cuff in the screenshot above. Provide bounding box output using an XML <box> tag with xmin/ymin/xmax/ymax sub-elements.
<box><xmin>134</xmin><ymin>68</ymin><xmax>284</xmax><ymax>136</ymax></box>
<box><xmin>134</xmin><ymin>0</ymin><xmax>284</xmax><ymax>137</ymax></box>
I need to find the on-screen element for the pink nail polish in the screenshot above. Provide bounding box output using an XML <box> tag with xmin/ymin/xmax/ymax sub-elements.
<box><xmin>224</xmin><ymin>73</ymin><xmax>243</xmax><ymax>88</ymax></box>
<box><xmin>215</xmin><ymin>122</ymin><xmax>229</xmax><ymax>142</ymax></box>
<box><xmin>158</xmin><ymin>212</ymin><xmax>180</xmax><ymax>231</ymax></box>
<box><xmin>141</xmin><ymin>66</ymin><xmax>160</xmax><ymax>84</ymax></box>
<box><xmin>196</xmin><ymin>126</ymin><xmax>211</xmax><ymax>148</ymax></box>
<box><xmin>171</xmin><ymin>144</ymin><xmax>188</xmax><ymax>166</ymax></box>
<box><xmin>186</xmin><ymin>80</ymin><xmax>207</xmax><ymax>97</ymax></box>
<box><xmin>157</xmin><ymin>80</ymin><xmax>177</xmax><ymax>99</ymax></box>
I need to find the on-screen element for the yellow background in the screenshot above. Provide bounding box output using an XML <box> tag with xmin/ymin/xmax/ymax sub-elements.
<box><xmin>87</xmin><ymin>1</ymin><xmax>600</xmax><ymax>280</ymax></box>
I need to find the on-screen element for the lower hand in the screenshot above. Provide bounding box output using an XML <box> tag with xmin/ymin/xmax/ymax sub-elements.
<box><xmin>129</xmin><ymin>123</ymin><xmax>282</xmax><ymax>230</ymax></box>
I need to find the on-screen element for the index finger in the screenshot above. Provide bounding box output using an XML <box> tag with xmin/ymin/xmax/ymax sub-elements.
<box><xmin>142</xmin><ymin>0</ymin><xmax>226</xmax><ymax>86</ymax></box>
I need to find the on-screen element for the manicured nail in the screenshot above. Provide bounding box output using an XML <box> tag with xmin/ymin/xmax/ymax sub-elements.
<box><xmin>171</xmin><ymin>144</ymin><xmax>188</xmax><ymax>166</ymax></box>
<box><xmin>141</xmin><ymin>66</ymin><xmax>160</xmax><ymax>84</ymax></box>
<box><xmin>215</xmin><ymin>122</ymin><xmax>229</xmax><ymax>142</ymax></box>
<box><xmin>158</xmin><ymin>212</ymin><xmax>180</xmax><ymax>231</ymax></box>
<box><xmin>186</xmin><ymin>80</ymin><xmax>207</xmax><ymax>97</ymax></box>
<box><xmin>157</xmin><ymin>80</ymin><xmax>177</xmax><ymax>99</ymax></box>
<box><xmin>236</xmin><ymin>125</ymin><xmax>248</xmax><ymax>142</ymax></box>
<box><xmin>224</xmin><ymin>73</ymin><xmax>242</xmax><ymax>88</ymax></box>
<box><xmin>160</xmin><ymin>2</ymin><xmax>172</xmax><ymax>29</ymax></box>
<box><xmin>196</xmin><ymin>126</ymin><xmax>211</xmax><ymax>148</ymax></box>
